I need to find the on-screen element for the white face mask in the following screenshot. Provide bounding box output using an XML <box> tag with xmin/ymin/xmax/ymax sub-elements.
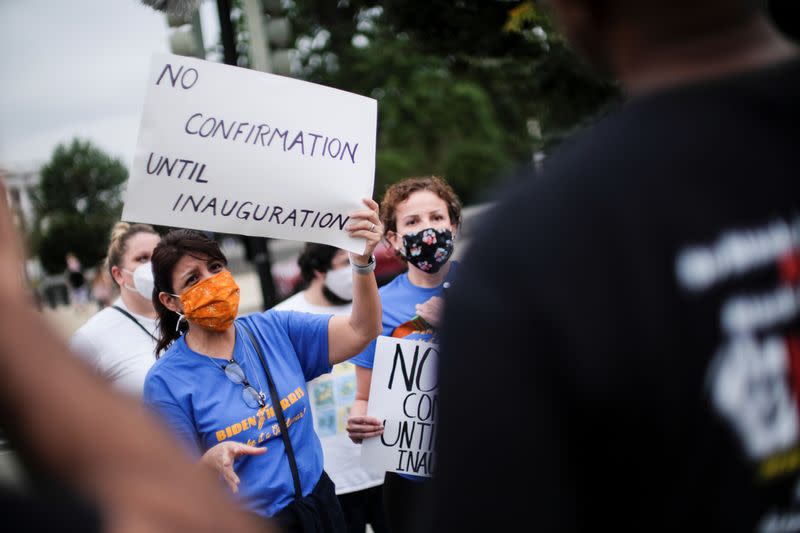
<box><xmin>123</xmin><ymin>262</ymin><xmax>155</xmax><ymax>300</ymax></box>
<box><xmin>324</xmin><ymin>266</ymin><xmax>353</xmax><ymax>302</ymax></box>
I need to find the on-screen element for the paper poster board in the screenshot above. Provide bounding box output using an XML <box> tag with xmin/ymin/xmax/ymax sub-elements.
<box><xmin>361</xmin><ymin>336</ymin><xmax>439</xmax><ymax>477</ymax></box>
<box><xmin>122</xmin><ymin>53</ymin><xmax>377</xmax><ymax>254</ymax></box>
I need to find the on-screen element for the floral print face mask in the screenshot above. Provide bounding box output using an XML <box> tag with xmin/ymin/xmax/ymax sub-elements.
<box><xmin>177</xmin><ymin>270</ymin><xmax>240</xmax><ymax>332</ymax></box>
<box><xmin>401</xmin><ymin>227</ymin><xmax>455</xmax><ymax>273</ymax></box>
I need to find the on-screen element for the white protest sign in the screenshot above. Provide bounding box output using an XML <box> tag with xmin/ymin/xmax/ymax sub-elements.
<box><xmin>122</xmin><ymin>53</ymin><xmax>377</xmax><ymax>254</ymax></box>
<box><xmin>362</xmin><ymin>336</ymin><xmax>438</xmax><ymax>478</ymax></box>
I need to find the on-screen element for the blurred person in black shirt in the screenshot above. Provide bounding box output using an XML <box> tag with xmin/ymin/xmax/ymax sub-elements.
<box><xmin>432</xmin><ymin>0</ymin><xmax>800</xmax><ymax>531</ymax></box>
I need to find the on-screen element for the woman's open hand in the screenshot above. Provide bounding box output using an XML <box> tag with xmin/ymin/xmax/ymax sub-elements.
<box><xmin>201</xmin><ymin>441</ymin><xmax>266</xmax><ymax>493</ymax></box>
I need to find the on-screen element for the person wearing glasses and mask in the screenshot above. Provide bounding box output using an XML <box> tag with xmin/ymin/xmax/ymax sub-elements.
<box><xmin>70</xmin><ymin>222</ymin><xmax>161</xmax><ymax>395</ymax></box>
<box><xmin>274</xmin><ymin>243</ymin><xmax>388</xmax><ymax>533</ymax></box>
<box><xmin>346</xmin><ymin>176</ymin><xmax>461</xmax><ymax>533</ymax></box>
<box><xmin>143</xmin><ymin>199</ymin><xmax>383</xmax><ymax>532</ymax></box>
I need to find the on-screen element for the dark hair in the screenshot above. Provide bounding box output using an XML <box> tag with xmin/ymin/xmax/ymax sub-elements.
<box><xmin>380</xmin><ymin>175</ymin><xmax>462</xmax><ymax>234</ymax></box>
<box><xmin>151</xmin><ymin>229</ymin><xmax>227</xmax><ymax>356</ymax></box>
<box><xmin>297</xmin><ymin>243</ymin><xmax>339</xmax><ymax>285</ymax></box>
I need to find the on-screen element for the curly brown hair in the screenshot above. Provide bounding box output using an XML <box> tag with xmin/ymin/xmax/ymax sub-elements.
<box><xmin>380</xmin><ymin>176</ymin><xmax>462</xmax><ymax>234</ymax></box>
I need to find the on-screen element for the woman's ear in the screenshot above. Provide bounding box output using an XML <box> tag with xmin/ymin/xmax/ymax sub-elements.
<box><xmin>110</xmin><ymin>265</ymin><xmax>125</xmax><ymax>287</ymax></box>
<box><xmin>450</xmin><ymin>223</ymin><xmax>459</xmax><ymax>240</ymax></box>
<box><xmin>159</xmin><ymin>292</ymin><xmax>181</xmax><ymax>314</ymax></box>
<box><xmin>385</xmin><ymin>230</ymin><xmax>401</xmax><ymax>253</ymax></box>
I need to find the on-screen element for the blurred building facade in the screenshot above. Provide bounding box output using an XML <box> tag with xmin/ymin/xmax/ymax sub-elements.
<box><xmin>0</xmin><ymin>166</ymin><xmax>38</xmax><ymax>234</ymax></box>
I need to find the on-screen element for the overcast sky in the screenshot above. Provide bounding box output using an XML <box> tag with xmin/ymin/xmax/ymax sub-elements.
<box><xmin>0</xmin><ymin>0</ymin><xmax>219</xmax><ymax>172</ymax></box>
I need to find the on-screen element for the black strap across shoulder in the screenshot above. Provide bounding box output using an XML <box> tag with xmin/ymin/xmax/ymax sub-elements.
<box><xmin>240</xmin><ymin>323</ymin><xmax>303</xmax><ymax>500</ymax></box>
<box><xmin>111</xmin><ymin>305</ymin><xmax>158</xmax><ymax>342</ymax></box>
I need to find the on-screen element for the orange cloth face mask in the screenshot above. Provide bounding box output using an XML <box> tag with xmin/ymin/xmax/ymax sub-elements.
<box><xmin>178</xmin><ymin>270</ymin><xmax>240</xmax><ymax>332</ymax></box>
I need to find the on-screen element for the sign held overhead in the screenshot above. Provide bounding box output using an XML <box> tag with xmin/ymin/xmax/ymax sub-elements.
<box><xmin>123</xmin><ymin>53</ymin><xmax>377</xmax><ymax>254</ymax></box>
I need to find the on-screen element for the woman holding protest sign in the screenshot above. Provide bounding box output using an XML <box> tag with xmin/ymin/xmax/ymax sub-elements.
<box><xmin>346</xmin><ymin>176</ymin><xmax>462</xmax><ymax>533</ymax></box>
<box><xmin>143</xmin><ymin>198</ymin><xmax>383</xmax><ymax>532</ymax></box>
<box><xmin>70</xmin><ymin>222</ymin><xmax>161</xmax><ymax>395</ymax></box>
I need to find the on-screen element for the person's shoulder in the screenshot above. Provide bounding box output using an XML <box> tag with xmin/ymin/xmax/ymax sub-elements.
<box><xmin>482</xmin><ymin>161</ymin><xmax>590</xmax><ymax>230</ymax></box>
<box><xmin>460</xmin><ymin>161</ymin><xmax>617</xmax><ymax>291</ymax></box>
<box><xmin>71</xmin><ymin>306</ymin><xmax>124</xmax><ymax>340</ymax></box>
<box><xmin>497</xmin><ymin>93</ymin><xmax>687</xmax><ymax>228</ymax></box>
<box><xmin>273</xmin><ymin>291</ymin><xmax>305</xmax><ymax>311</ymax></box>
<box><xmin>149</xmin><ymin>340</ymin><xmax>189</xmax><ymax>375</ymax></box>
<box><xmin>237</xmin><ymin>310</ymin><xmax>287</xmax><ymax>336</ymax></box>
<box><xmin>539</xmin><ymin>81</ymin><xmax>720</xmax><ymax>180</ymax></box>
<box><xmin>545</xmin><ymin>59</ymin><xmax>800</xmax><ymax>187</ymax></box>
<box><xmin>275</xmin><ymin>292</ymin><xmax>350</xmax><ymax>315</ymax></box>
<box><xmin>144</xmin><ymin>342</ymin><xmax>189</xmax><ymax>401</ymax></box>
<box><xmin>536</xmin><ymin>106</ymin><xmax>652</xmax><ymax>189</ymax></box>
<box><xmin>273</xmin><ymin>291</ymin><xmax>306</xmax><ymax>311</ymax></box>
<box><xmin>379</xmin><ymin>272</ymin><xmax>409</xmax><ymax>296</ymax></box>
<box><xmin>240</xmin><ymin>308</ymin><xmax>283</xmax><ymax>325</ymax></box>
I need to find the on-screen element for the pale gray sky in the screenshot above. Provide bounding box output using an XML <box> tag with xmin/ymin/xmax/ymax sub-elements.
<box><xmin>0</xmin><ymin>0</ymin><xmax>219</xmax><ymax>171</ymax></box>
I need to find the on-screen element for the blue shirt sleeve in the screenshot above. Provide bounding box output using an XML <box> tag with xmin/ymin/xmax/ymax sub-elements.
<box><xmin>143</xmin><ymin>371</ymin><xmax>202</xmax><ymax>458</ymax></box>
<box><xmin>278</xmin><ymin>310</ymin><xmax>332</xmax><ymax>381</ymax></box>
<box><xmin>351</xmin><ymin>338</ymin><xmax>377</xmax><ymax>369</ymax></box>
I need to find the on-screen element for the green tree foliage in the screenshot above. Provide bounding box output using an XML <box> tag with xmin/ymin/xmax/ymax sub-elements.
<box><xmin>31</xmin><ymin>139</ymin><xmax>127</xmax><ymax>274</ymax></box>
<box><xmin>239</xmin><ymin>0</ymin><xmax>618</xmax><ymax>201</ymax></box>
<box><xmin>369</xmin><ymin>0</ymin><xmax>618</xmax><ymax>156</ymax></box>
<box><xmin>376</xmin><ymin>66</ymin><xmax>510</xmax><ymax>203</ymax></box>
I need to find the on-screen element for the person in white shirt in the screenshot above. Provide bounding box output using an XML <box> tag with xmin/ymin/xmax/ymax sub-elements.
<box><xmin>70</xmin><ymin>222</ymin><xmax>161</xmax><ymax>396</ymax></box>
<box><xmin>274</xmin><ymin>243</ymin><xmax>387</xmax><ymax>533</ymax></box>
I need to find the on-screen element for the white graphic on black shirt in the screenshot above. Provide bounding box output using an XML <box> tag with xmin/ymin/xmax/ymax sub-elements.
<box><xmin>710</xmin><ymin>334</ymin><xmax>798</xmax><ymax>458</ymax></box>
<box><xmin>677</xmin><ymin>218</ymin><xmax>800</xmax><ymax>292</ymax></box>
<box><xmin>677</xmin><ymin>214</ymin><xmax>800</xmax><ymax>462</ymax></box>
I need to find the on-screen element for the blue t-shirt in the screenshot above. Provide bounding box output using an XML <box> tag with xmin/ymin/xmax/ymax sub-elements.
<box><xmin>352</xmin><ymin>262</ymin><xmax>458</xmax><ymax>369</ymax></box>
<box><xmin>143</xmin><ymin>310</ymin><xmax>332</xmax><ymax>517</ymax></box>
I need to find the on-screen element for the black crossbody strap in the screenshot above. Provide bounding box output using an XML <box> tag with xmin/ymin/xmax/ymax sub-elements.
<box><xmin>241</xmin><ymin>323</ymin><xmax>303</xmax><ymax>500</ymax></box>
<box><xmin>111</xmin><ymin>305</ymin><xmax>158</xmax><ymax>342</ymax></box>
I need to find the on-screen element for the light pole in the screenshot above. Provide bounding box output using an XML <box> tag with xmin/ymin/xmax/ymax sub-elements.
<box><xmin>215</xmin><ymin>0</ymin><xmax>278</xmax><ymax>310</ymax></box>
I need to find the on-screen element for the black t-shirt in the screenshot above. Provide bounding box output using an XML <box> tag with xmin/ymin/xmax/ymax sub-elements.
<box><xmin>432</xmin><ymin>57</ymin><xmax>800</xmax><ymax>532</ymax></box>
